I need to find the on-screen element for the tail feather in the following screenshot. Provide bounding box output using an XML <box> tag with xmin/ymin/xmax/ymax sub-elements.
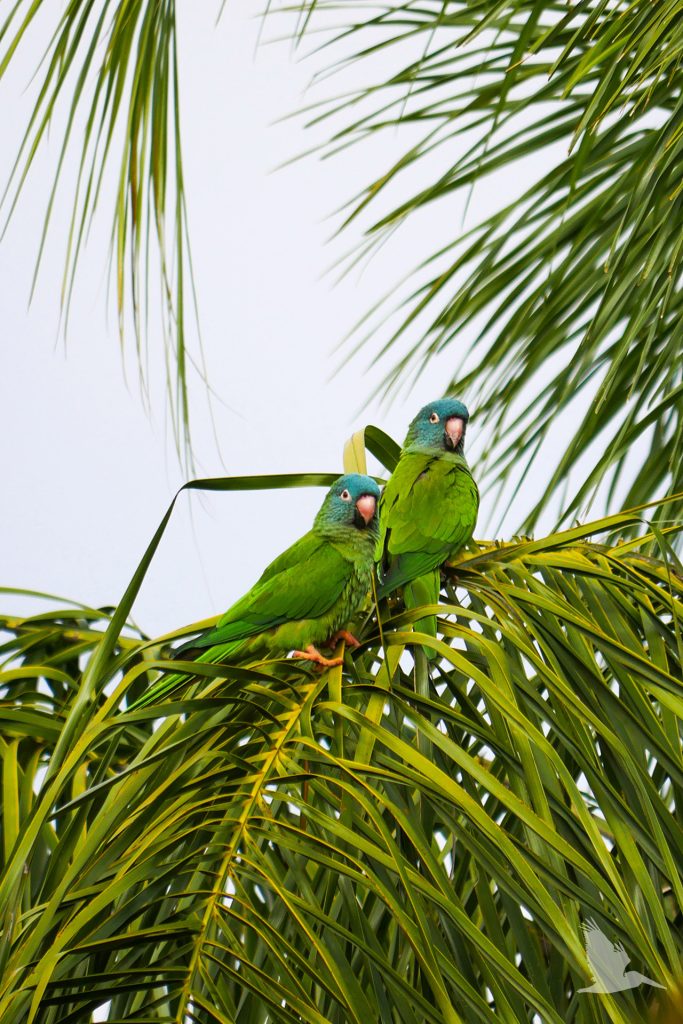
<box><xmin>129</xmin><ymin>668</ymin><xmax>192</xmax><ymax>710</ymax></box>
<box><xmin>376</xmin><ymin>549</ymin><xmax>443</xmax><ymax>602</ymax></box>
<box><xmin>404</xmin><ymin>570</ymin><xmax>439</xmax><ymax>658</ymax></box>
<box><xmin>128</xmin><ymin>639</ymin><xmax>242</xmax><ymax>710</ymax></box>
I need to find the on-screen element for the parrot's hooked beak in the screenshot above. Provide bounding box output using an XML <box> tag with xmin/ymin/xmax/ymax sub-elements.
<box><xmin>355</xmin><ymin>494</ymin><xmax>377</xmax><ymax>526</ymax></box>
<box><xmin>445</xmin><ymin>416</ymin><xmax>464</xmax><ymax>450</ymax></box>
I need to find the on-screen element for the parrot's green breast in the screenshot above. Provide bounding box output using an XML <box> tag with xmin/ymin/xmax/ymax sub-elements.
<box><xmin>263</xmin><ymin>541</ymin><xmax>374</xmax><ymax>655</ymax></box>
<box><xmin>377</xmin><ymin>447</ymin><xmax>479</xmax><ymax>597</ymax></box>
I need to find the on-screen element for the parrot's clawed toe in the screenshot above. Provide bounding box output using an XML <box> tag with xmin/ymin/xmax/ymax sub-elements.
<box><xmin>292</xmin><ymin>645</ymin><xmax>344</xmax><ymax>668</ymax></box>
<box><xmin>327</xmin><ymin>629</ymin><xmax>361</xmax><ymax>649</ymax></box>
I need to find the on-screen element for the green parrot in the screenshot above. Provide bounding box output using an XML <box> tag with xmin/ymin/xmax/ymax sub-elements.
<box><xmin>132</xmin><ymin>474</ymin><xmax>380</xmax><ymax>708</ymax></box>
<box><xmin>376</xmin><ymin>398</ymin><xmax>479</xmax><ymax>640</ymax></box>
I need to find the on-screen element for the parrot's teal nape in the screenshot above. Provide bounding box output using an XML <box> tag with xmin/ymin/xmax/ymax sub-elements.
<box><xmin>132</xmin><ymin>473</ymin><xmax>380</xmax><ymax>708</ymax></box>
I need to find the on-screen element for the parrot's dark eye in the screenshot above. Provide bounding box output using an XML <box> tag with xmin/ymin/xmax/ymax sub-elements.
<box><xmin>340</xmin><ymin>489</ymin><xmax>351</xmax><ymax>501</ymax></box>
<box><xmin>429</xmin><ymin>412</ymin><xmax>439</xmax><ymax>424</ymax></box>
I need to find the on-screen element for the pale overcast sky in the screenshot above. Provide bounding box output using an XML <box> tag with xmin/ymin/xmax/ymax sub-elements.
<box><xmin>0</xmin><ymin>2</ymin><xmax>568</xmax><ymax>636</ymax></box>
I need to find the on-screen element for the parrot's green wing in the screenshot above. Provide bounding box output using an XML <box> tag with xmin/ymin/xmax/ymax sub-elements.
<box><xmin>131</xmin><ymin>533</ymin><xmax>354</xmax><ymax>710</ymax></box>
<box><xmin>189</xmin><ymin>530</ymin><xmax>352</xmax><ymax>649</ymax></box>
<box><xmin>377</xmin><ymin>450</ymin><xmax>478</xmax><ymax>598</ymax></box>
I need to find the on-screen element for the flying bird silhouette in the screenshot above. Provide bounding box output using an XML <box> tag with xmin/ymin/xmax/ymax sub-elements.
<box><xmin>577</xmin><ymin>919</ymin><xmax>665</xmax><ymax>994</ymax></box>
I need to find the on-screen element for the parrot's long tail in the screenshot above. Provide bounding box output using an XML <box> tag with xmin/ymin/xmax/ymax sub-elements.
<box><xmin>404</xmin><ymin>569</ymin><xmax>440</xmax><ymax>658</ymax></box>
<box><xmin>128</xmin><ymin>668</ymin><xmax>192</xmax><ymax>711</ymax></box>
<box><xmin>128</xmin><ymin>640</ymin><xmax>241</xmax><ymax>710</ymax></box>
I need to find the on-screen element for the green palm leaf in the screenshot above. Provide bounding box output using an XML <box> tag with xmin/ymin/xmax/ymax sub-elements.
<box><xmin>293</xmin><ymin>0</ymin><xmax>683</xmax><ymax>530</ymax></box>
<box><xmin>0</xmin><ymin>0</ymin><xmax>194</xmax><ymax>462</ymax></box>
<box><xmin>0</xmin><ymin>437</ymin><xmax>681</xmax><ymax>1022</ymax></box>
<box><xmin>5</xmin><ymin>0</ymin><xmax>680</xmax><ymax>510</ymax></box>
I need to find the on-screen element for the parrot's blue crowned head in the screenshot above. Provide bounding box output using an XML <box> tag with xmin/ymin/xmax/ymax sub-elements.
<box><xmin>405</xmin><ymin>398</ymin><xmax>470</xmax><ymax>454</ymax></box>
<box><xmin>315</xmin><ymin>474</ymin><xmax>381</xmax><ymax>537</ymax></box>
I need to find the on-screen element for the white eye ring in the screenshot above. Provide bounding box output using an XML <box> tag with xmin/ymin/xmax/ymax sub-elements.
<box><xmin>340</xmin><ymin>489</ymin><xmax>351</xmax><ymax>501</ymax></box>
<box><xmin>429</xmin><ymin>412</ymin><xmax>439</xmax><ymax>424</ymax></box>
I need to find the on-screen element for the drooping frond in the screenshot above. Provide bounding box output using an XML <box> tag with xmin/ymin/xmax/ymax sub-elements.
<box><xmin>0</xmin><ymin>0</ymin><xmax>196</xmax><ymax>462</ymax></box>
<box><xmin>294</xmin><ymin>0</ymin><xmax>683</xmax><ymax>531</ymax></box>
<box><xmin>0</xmin><ymin>441</ymin><xmax>680</xmax><ymax>1022</ymax></box>
<box><xmin>6</xmin><ymin>0</ymin><xmax>681</xmax><ymax>501</ymax></box>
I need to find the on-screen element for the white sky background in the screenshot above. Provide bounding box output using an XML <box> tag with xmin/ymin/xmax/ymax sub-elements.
<box><xmin>1</xmin><ymin>2</ymin><xmax>578</xmax><ymax>636</ymax></box>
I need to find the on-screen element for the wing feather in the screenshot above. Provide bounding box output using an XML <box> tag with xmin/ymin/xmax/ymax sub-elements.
<box><xmin>190</xmin><ymin>532</ymin><xmax>351</xmax><ymax>648</ymax></box>
<box><xmin>378</xmin><ymin>450</ymin><xmax>478</xmax><ymax>595</ymax></box>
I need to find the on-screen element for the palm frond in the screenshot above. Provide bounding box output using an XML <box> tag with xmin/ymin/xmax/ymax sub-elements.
<box><xmin>0</xmin><ymin>437</ymin><xmax>681</xmax><ymax>1022</ymax></box>
<box><xmin>0</xmin><ymin>0</ymin><xmax>195</xmax><ymax>462</ymax></box>
<box><xmin>294</xmin><ymin>0</ymin><xmax>683</xmax><ymax>531</ymax></box>
<box><xmin>7</xmin><ymin>0</ymin><xmax>681</xmax><ymax>504</ymax></box>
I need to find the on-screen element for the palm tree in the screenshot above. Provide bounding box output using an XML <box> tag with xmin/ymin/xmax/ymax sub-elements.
<box><xmin>1</xmin><ymin>1</ymin><xmax>681</xmax><ymax>520</ymax></box>
<box><xmin>0</xmin><ymin>444</ymin><xmax>681</xmax><ymax>1022</ymax></box>
<box><xmin>0</xmin><ymin>2</ymin><xmax>682</xmax><ymax>1023</ymax></box>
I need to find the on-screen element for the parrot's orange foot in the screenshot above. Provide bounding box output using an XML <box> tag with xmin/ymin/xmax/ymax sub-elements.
<box><xmin>327</xmin><ymin>629</ymin><xmax>361</xmax><ymax>649</ymax></box>
<box><xmin>292</xmin><ymin>645</ymin><xmax>343</xmax><ymax>668</ymax></box>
